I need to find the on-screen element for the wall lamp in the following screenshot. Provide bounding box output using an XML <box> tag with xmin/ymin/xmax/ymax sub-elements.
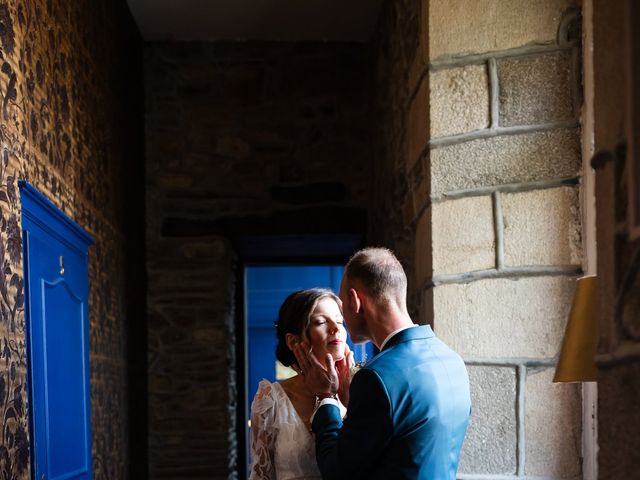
<box><xmin>553</xmin><ymin>275</ymin><xmax>598</xmax><ymax>383</ymax></box>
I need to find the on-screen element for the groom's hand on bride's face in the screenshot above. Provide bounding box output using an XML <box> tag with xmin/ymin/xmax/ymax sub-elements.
<box><xmin>292</xmin><ymin>342</ymin><xmax>339</xmax><ymax>396</ymax></box>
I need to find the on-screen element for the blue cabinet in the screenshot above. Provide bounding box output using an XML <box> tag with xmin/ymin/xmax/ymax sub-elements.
<box><xmin>20</xmin><ymin>182</ymin><xmax>94</xmax><ymax>480</ymax></box>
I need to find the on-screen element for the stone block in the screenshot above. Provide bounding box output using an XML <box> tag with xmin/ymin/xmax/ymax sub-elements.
<box><xmin>459</xmin><ymin>366</ymin><xmax>517</xmax><ymax>474</ymax></box>
<box><xmin>525</xmin><ymin>367</ymin><xmax>581</xmax><ymax>477</ymax></box>
<box><xmin>408</xmin><ymin>0</ymin><xmax>429</xmax><ymax>93</ymax></box>
<box><xmin>434</xmin><ymin>276</ymin><xmax>575</xmax><ymax>358</ymax></box>
<box><xmin>215</xmin><ymin>137</ymin><xmax>251</xmax><ymax>160</ymax></box>
<box><xmin>402</xmin><ymin>190</ymin><xmax>416</xmax><ymax>227</ymax></box>
<box><xmin>417</xmin><ymin>288</ymin><xmax>434</xmax><ymax>327</ymax></box>
<box><xmin>502</xmin><ymin>187</ymin><xmax>583</xmax><ymax>266</ymax></box>
<box><xmin>411</xmin><ymin>155</ymin><xmax>430</xmax><ymax>215</ymax></box>
<box><xmin>432</xmin><ymin>196</ymin><xmax>495</xmax><ymax>274</ymax></box>
<box><xmin>406</xmin><ymin>76</ymin><xmax>429</xmax><ymax>168</ymax></box>
<box><xmin>414</xmin><ymin>208</ymin><xmax>432</xmax><ymax>287</ymax></box>
<box><xmin>499</xmin><ymin>51</ymin><xmax>575</xmax><ymax>126</ymax></box>
<box><xmin>430</xmin><ymin>0</ymin><xmax>579</xmax><ymax>61</ymax></box>
<box><xmin>180</xmin><ymin>240</ymin><xmax>229</xmax><ymax>260</ymax></box>
<box><xmin>430</xmin><ymin>64</ymin><xmax>490</xmax><ymax>138</ymax></box>
<box><xmin>431</xmin><ymin>128</ymin><xmax>581</xmax><ymax>196</ymax></box>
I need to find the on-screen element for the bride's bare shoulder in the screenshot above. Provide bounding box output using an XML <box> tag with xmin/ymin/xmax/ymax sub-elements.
<box><xmin>277</xmin><ymin>377</ymin><xmax>297</xmax><ymax>395</ymax></box>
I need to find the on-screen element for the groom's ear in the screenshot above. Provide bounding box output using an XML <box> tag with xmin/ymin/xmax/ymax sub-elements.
<box><xmin>349</xmin><ymin>287</ymin><xmax>361</xmax><ymax>314</ymax></box>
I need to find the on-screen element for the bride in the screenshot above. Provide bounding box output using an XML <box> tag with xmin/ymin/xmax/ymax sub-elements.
<box><xmin>249</xmin><ymin>288</ymin><xmax>352</xmax><ymax>479</ymax></box>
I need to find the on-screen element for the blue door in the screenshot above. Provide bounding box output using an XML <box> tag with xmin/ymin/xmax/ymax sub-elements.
<box><xmin>20</xmin><ymin>182</ymin><xmax>94</xmax><ymax>480</ymax></box>
<box><xmin>245</xmin><ymin>264</ymin><xmax>373</xmax><ymax>460</ymax></box>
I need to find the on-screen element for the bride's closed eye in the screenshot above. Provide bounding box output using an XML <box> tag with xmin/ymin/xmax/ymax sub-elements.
<box><xmin>313</xmin><ymin>317</ymin><xmax>344</xmax><ymax>326</ymax></box>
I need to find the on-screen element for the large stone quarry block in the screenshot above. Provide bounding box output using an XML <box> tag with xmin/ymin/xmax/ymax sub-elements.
<box><xmin>431</xmin><ymin>128</ymin><xmax>581</xmax><ymax>196</ymax></box>
<box><xmin>502</xmin><ymin>186</ymin><xmax>583</xmax><ymax>266</ymax></box>
<box><xmin>434</xmin><ymin>276</ymin><xmax>575</xmax><ymax>358</ymax></box>
<box><xmin>432</xmin><ymin>195</ymin><xmax>495</xmax><ymax>275</ymax></box>
<box><xmin>458</xmin><ymin>365</ymin><xmax>517</xmax><ymax>474</ymax></box>
<box><xmin>525</xmin><ymin>367</ymin><xmax>581</xmax><ymax>477</ymax></box>
<box><xmin>499</xmin><ymin>51</ymin><xmax>575</xmax><ymax>126</ymax></box>
<box><xmin>431</xmin><ymin>64</ymin><xmax>490</xmax><ymax>138</ymax></box>
<box><xmin>430</xmin><ymin>0</ymin><xmax>579</xmax><ymax>61</ymax></box>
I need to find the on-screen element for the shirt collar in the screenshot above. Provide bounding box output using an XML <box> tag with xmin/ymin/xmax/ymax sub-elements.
<box><xmin>379</xmin><ymin>324</ymin><xmax>418</xmax><ymax>351</ymax></box>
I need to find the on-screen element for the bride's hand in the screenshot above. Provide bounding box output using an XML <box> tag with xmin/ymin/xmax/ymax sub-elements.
<box><xmin>335</xmin><ymin>345</ymin><xmax>354</xmax><ymax>407</ymax></box>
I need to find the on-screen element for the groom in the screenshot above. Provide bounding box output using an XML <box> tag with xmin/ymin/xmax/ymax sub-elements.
<box><xmin>293</xmin><ymin>247</ymin><xmax>471</xmax><ymax>480</ymax></box>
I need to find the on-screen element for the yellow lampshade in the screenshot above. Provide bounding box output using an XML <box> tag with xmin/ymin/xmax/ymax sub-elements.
<box><xmin>553</xmin><ymin>275</ymin><xmax>598</xmax><ymax>383</ymax></box>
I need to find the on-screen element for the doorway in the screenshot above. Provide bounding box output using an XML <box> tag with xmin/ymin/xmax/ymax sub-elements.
<box><xmin>242</xmin><ymin>263</ymin><xmax>373</xmax><ymax>474</ymax></box>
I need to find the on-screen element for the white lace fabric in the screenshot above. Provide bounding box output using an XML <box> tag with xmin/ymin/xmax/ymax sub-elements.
<box><xmin>249</xmin><ymin>379</ymin><xmax>344</xmax><ymax>480</ymax></box>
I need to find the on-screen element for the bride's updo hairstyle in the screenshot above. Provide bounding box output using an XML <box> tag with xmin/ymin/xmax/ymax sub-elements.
<box><xmin>275</xmin><ymin>288</ymin><xmax>340</xmax><ymax>367</ymax></box>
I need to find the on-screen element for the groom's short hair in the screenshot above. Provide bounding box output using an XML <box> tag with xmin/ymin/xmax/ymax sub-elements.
<box><xmin>345</xmin><ymin>247</ymin><xmax>407</xmax><ymax>308</ymax></box>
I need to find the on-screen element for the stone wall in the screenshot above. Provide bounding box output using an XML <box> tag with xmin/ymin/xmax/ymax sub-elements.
<box><xmin>145</xmin><ymin>42</ymin><xmax>372</xmax><ymax>479</ymax></box>
<box><xmin>0</xmin><ymin>1</ymin><xmax>144</xmax><ymax>479</ymax></box>
<box><xmin>592</xmin><ymin>1</ymin><xmax>640</xmax><ymax>478</ymax></box>
<box><xmin>368</xmin><ymin>0</ymin><xmax>424</xmax><ymax>309</ymax></box>
<box><xmin>429</xmin><ymin>1</ymin><xmax>584</xmax><ymax>477</ymax></box>
<box><xmin>371</xmin><ymin>0</ymin><xmax>586</xmax><ymax>477</ymax></box>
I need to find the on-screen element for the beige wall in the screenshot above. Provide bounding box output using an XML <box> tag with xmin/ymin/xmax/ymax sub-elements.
<box><xmin>429</xmin><ymin>1</ymin><xmax>584</xmax><ymax>476</ymax></box>
<box><xmin>372</xmin><ymin>0</ymin><xmax>586</xmax><ymax>477</ymax></box>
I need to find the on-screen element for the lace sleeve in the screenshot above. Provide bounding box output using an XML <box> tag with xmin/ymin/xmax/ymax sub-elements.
<box><xmin>249</xmin><ymin>380</ymin><xmax>278</xmax><ymax>480</ymax></box>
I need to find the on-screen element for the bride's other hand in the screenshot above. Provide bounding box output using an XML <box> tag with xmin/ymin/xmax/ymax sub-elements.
<box><xmin>335</xmin><ymin>345</ymin><xmax>353</xmax><ymax>407</ymax></box>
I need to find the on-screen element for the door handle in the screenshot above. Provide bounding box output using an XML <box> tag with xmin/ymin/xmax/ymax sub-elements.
<box><xmin>591</xmin><ymin>140</ymin><xmax>626</xmax><ymax>169</ymax></box>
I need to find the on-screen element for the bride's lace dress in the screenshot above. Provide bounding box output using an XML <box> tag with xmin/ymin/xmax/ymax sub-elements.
<box><xmin>249</xmin><ymin>379</ymin><xmax>345</xmax><ymax>480</ymax></box>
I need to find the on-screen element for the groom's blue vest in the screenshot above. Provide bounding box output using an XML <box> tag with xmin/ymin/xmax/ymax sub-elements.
<box><xmin>312</xmin><ymin>325</ymin><xmax>471</xmax><ymax>480</ymax></box>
